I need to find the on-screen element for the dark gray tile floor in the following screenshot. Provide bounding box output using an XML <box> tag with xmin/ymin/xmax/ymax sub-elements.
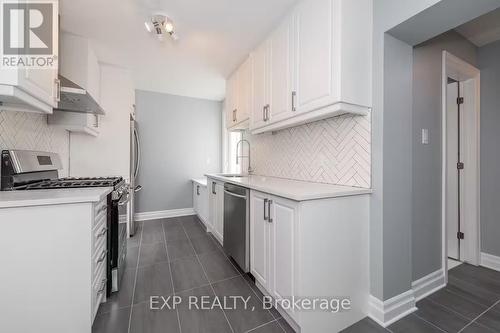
<box><xmin>93</xmin><ymin>216</ymin><xmax>295</xmax><ymax>333</ymax></box>
<box><xmin>342</xmin><ymin>263</ymin><xmax>500</xmax><ymax>333</ymax></box>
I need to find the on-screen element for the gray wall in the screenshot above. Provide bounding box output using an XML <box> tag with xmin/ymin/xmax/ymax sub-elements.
<box><xmin>371</xmin><ymin>0</ymin><xmax>444</xmax><ymax>301</ymax></box>
<box><xmin>135</xmin><ymin>90</ymin><xmax>222</xmax><ymax>213</ymax></box>
<box><xmin>412</xmin><ymin>31</ymin><xmax>477</xmax><ymax>281</ymax></box>
<box><xmin>479</xmin><ymin>40</ymin><xmax>500</xmax><ymax>257</ymax></box>
<box><xmin>372</xmin><ymin>0</ymin><xmax>498</xmax><ymax>300</ymax></box>
<box><xmin>382</xmin><ymin>34</ymin><xmax>414</xmax><ymax>297</ymax></box>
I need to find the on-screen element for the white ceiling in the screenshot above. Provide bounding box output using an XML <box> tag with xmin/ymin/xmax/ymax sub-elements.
<box><xmin>60</xmin><ymin>0</ymin><xmax>298</xmax><ymax>101</ymax></box>
<box><xmin>455</xmin><ymin>7</ymin><xmax>500</xmax><ymax>47</ymax></box>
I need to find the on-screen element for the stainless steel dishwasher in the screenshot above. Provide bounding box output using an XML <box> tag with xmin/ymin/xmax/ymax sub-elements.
<box><xmin>223</xmin><ymin>183</ymin><xmax>250</xmax><ymax>272</ymax></box>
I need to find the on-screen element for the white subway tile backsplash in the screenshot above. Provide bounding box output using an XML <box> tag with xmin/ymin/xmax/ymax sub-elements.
<box><xmin>0</xmin><ymin>111</ymin><xmax>69</xmax><ymax>176</ymax></box>
<box><xmin>247</xmin><ymin>114</ymin><xmax>371</xmax><ymax>188</ymax></box>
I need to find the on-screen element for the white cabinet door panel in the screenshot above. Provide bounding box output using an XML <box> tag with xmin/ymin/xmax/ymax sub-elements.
<box><xmin>237</xmin><ymin>57</ymin><xmax>252</xmax><ymax>123</ymax></box>
<box><xmin>215</xmin><ymin>183</ymin><xmax>224</xmax><ymax>243</ymax></box>
<box><xmin>250</xmin><ymin>41</ymin><xmax>269</xmax><ymax>130</ymax></box>
<box><xmin>295</xmin><ymin>0</ymin><xmax>336</xmax><ymax>113</ymax></box>
<box><xmin>269</xmin><ymin>15</ymin><xmax>294</xmax><ymax>123</ymax></box>
<box><xmin>226</xmin><ymin>73</ymin><xmax>238</xmax><ymax>127</ymax></box>
<box><xmin>250</xmin><ymin>191</ymin><xmax>269</xmax><ymax>287</ymax></box>
<box><xmin>270</xmin><ymin>197</ymin><xmax>296</xmax><ymax>302</ymax></box>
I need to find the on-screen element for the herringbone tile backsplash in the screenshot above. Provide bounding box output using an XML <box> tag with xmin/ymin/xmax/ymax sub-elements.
<box><xmin>0</xmin><ymin>110</ymin><xmax>69</xmax><ymax>176</ymax></box>
<box><xmin>247</xmin><ymin>114</ymin><xmax>371</xmax><ymax>188</ymax></box>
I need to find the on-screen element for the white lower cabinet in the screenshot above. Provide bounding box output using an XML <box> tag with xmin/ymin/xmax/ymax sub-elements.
<box><xmin>193</xmin><ymin>181</ymin><xmax>209</xmax><ymax>226</ymax></box>
<box><xmin>250</xmin><ymin>189</ymin><xmax>370</xmax><ymax>333</ymax></box>
<box><xmin>250</xmin><ymin>191</ymin><xmax>270</xmax><ymax>287</ymax></box>
<box><xmin>208</xmin><ymin>178</ymin><xmax>224</xmax><ymax>244</ymax></box>
<box><xmin>251</xmin><ymin>191</ymin><xmax>297</xmax><ymax>319</ymax></box>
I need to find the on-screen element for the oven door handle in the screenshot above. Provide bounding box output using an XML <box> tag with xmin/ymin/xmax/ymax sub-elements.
<box><xmin>118</xmin><ymin>193</ymin><xmax>130</xmax><ymax>206</ymax></box>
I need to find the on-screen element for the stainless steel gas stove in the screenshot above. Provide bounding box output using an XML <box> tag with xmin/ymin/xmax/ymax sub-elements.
<box><xmin>1</xmin><ymin>149</ymin><xmax>128</xmax><ymax>296</ymax></box>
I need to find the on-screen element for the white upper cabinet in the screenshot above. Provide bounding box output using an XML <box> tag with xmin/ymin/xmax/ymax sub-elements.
<box><xmin>226</xmin><ymin>56</ymin><xmax>252</xmax><ymax>130</ymax></box>
<box><xmin>237</xmin><ymin>57</ymin><xmax>252</xmax><ymax>124</ymax></box>
<box><xmin>250</xmin><ymin>40</ymin><xmax>270</xmax><ymax>130</ymax></box>
<box><xmin>247</xmin><ymin>0</ymin><xmax>372</xmax><ymax>134</ymax></box>
<box><xmin>0</xmin><ymin>11</ymin><xmax>59</xmax><ymax>114</ymax></box>
<box><xmin>294</xmin><ymin>0</ymin><xmax>335</xmax><ymax>114</ymax></box>
<box><xmin>226</xmin><ymin>71</ymin><xmax>238</xmax><ymax>127</ymax></box>
<box><xmin>269</xmin><ymin>14</ymin><xmax>295</xmax><ymax>124</ymax></box>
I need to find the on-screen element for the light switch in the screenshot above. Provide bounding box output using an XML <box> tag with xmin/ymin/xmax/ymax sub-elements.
<box><xmin>421</xmin><ymin>129</ymin><xmax>429</xmax><ymax>145</ymax></box>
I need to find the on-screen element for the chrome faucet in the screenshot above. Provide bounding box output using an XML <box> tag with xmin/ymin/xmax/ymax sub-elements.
<box><xmin>236</xmin><ymin>139</ymin><xmax>254</xmax><ymax>174</ymax></box>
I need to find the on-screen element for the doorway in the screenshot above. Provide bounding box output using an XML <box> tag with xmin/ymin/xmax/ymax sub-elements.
<box><xmin>442</xmin><ymin>51</ymin><xmax>481</xmax><ymax>273</ymax></box>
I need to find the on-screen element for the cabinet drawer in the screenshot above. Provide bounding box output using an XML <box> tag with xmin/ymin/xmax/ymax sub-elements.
<box><xmin>93</xmin><ymin>199</ymin><xmax>107</xmax><ymax>227</ymax></box>
<box><xmin>92</xmin><ymin>243</ymin><xmax>107</xmax><ymax>285</ymax></box>
<box><xmin>91</xmin><ymin>264</ymin><xmax>106</xmax><ymax>322</ymax></box>
<box><xmin>92</xmin><ymin>218</ymin><xmax>107</xmax><ymax>255</ymax></box>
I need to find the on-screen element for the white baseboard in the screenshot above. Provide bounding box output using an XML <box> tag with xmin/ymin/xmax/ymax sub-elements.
<box><xmin>481</xmin><ymin>252</ymin><xmax>500</xmax><ymax>272</ymax></box>
<box><xmin>412</xmin><ymin>269</ymin><xmax>446</xmax><ymax>301</ymax></box>
<box><xmin>368</xmin><ymin>268</ymin><xmax>445</xmax><ymax>327</ymax></box>
<box><xmin>368</xmin><ymin>290</ymin><xmax>416</xmax><ymax>327</ymax></box>
<box><xmin>134</xmin><ymin>208</ymin><xmax>195</xmax><ymax>222</ymax></box>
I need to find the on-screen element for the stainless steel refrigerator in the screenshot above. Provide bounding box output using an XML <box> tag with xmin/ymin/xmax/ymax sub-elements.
<box><xmin>129</xmin><ymin>116</ymin><xmax>142</xmax><ymax>236</ymax></box>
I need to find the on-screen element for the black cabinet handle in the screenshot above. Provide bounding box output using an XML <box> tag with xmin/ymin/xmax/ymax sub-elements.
<box><xmin>264</xmin><ymin>198</ymin><xmax>268</xmax><ymax>221</ymax></box>
<box><xmin>268</xmin><ymin>200</ymin><xmax>273</xmax><ymax>223</ymax></box>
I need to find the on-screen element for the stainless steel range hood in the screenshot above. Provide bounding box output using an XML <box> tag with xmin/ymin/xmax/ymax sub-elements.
<box><xmin>55</xmin><ymin>75</ymin><xmax>105</xmax><ymax>115</ymax></box>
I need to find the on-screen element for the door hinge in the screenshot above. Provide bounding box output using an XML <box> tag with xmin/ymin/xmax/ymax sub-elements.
<box><xmin>457</xmin><ymin>232</ymin><xmax>465</xmax><ymax>240</ymax></box>
<box><xmin>457</xmin><ymin>162</ymin><xmax>464</xmax><ymax>170</ymax></box>
<box><xmin>457</xmin><ymin>97</ymin><xmax>464</xmax><ymax>105</ymax></box>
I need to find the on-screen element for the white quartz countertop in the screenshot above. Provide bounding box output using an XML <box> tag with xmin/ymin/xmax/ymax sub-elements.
<box><xmin>192</xmin><ymin>178</ymin><xmax>208</xmax><ymax>187</ymax></box>
<box><xmin>205</xmin><ymin>174</ymin><xmax>372</xmax><ymax>201</ymax></box>
<box><xmin>0</xmin><ymin>187</ymin><xmax>113</xmax><ymax>208</ymax></box>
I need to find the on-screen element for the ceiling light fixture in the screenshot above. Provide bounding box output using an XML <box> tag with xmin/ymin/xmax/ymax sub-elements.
<box><xmin>144</xmin><ymin>14</ymin><xmax>179</xmax><ymax>41</ymax></box>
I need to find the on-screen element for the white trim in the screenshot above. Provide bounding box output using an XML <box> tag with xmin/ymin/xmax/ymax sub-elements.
<box><xmin>368</xmin><ymin>290</ymin><xmax>417</xmax><ymax>327</ymax></box>
<box><xmin>412</xmin><ymin>269</ymin><xmax>446</xmax><ymax>301</ymax></box>
<box><xmin>441</xmin><ymin>51</ymin><xmax>481</xmax><ymax>280</ymax></box>
<box><xmin>134</xmin><ymin>208</ymin><xmax>195</xmax><ymax>221</ymax></box>
<box><xmin>367</xmin><ymin>269</ymin><xmax>447</xmax><ymax>326</ymax></box>
<box><xmin>250</xmin><ymin>102</ymin><xmax>370</xmax><ymax>134</ymax></box>
<box><xmin>480</xmin><ymin>252</ymin><xmax>500</xmax><ymax>272</ymax></box>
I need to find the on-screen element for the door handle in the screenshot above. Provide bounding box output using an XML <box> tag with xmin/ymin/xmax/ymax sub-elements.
<box><xmin>212</xmin><ymin>182</ymin><xmax>216</xmax><ymax>195</ymax></box>
<box><xmin>54</xmin><ymin>78</ymin><xmax>61</xmax><ymax>103</ymax></box>
<box><xmin>263</xmin><ymin>106</ymin><xmax>266</xmax><ymax>121</ymax></box>
<box><xmin>233</xmin><ymin>109</ymin><xmax>237</xmax><ymax>122</ymax></box>
<box><xmin>134</xmin><ymin>185</ymin><xmax>143</xmax><ymax>193</ymax></box>
<box><xmin>197</xmin><ymin>185</ymin><xmax>200</xmax><ymax>196</ymax></box>
<box><xmin>264</xmin><ymin>198</ymin><xmax>268</xmax><ymax>221</ymax></box>
<box><xmin>265</xmin><ymin>104</ymin><xmax>270</xmax><ymax>121</ymax></box>
<box><xmin>292</xmin><ymin>91</ymin><xmax>297</xmax><ymax>112</ymax></box>
<box><xmin>267</xmin><ymin>200</ymin><xmax>273</xmax><ymax>223</ymax></box>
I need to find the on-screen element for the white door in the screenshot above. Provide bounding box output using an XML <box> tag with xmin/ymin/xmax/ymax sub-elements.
<box><xmin>294</xmin><ymin>0</ymin><xmax>335</xmax><ymax>114</ymax></box>
<box><xmin>214</xmin><ymin>182</ymin><xmax>224</xmax><ymax>243</ymax></box>
<box><xmin>251</xmin><ymin>41</ymin><xmax>269</xmax><ymax>130</ymax></box>
<box><xmin>269</xmin><ymin>196</ymin><xmax>296</xmax><ymax>308</ymax></box>
<box><xmin>250</xmin><ymin>191</ymin><xmax>270</xmax><ymax>288</ymax></box>
<box><xmin>269</xmin><ymin>14</ymin><xmax>294</xmax><ymax>124</ymax></box>
<box><xmin>446</xmin><ymin>82</ymin><xmax>460</xmax><ymax>260</ymax></box>
<box><xmin>445</xmin><ymin>79</ymin><xmax>479</xmax><ymax>264</ymax></box>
